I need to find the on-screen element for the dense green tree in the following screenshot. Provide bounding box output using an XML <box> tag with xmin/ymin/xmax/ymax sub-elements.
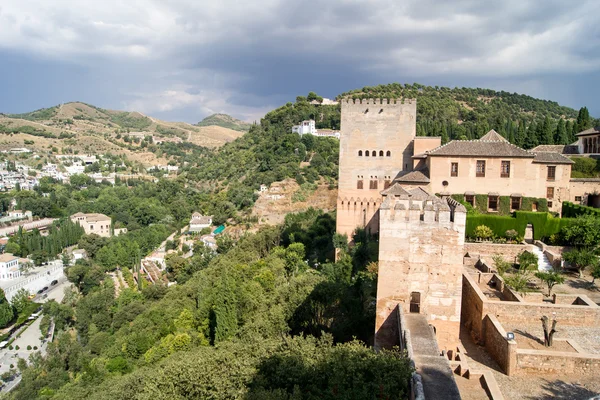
<box><xmin>555</xmin><ymin>118</ymin><xmax>568</xmax><ymax>145</ymax></box>
<box><xmin>0</xmin><ymin>289</ymin><xmax>14</xmax><ymax>328</ymax></box>
<box><xmin>576</xmin><ymin>106</ymin><xmax>591</xmax><ymax>133</ymax></box>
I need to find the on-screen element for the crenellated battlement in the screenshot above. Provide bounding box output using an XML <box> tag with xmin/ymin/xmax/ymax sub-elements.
<box><xmin>379</xmin><ymin>195</ymin><xmax>465</xmax><ymax>230</ymax></box>
<box><xmin>341</xmin><ymin>97</ymin><xmax>416</xmax><ymax>105</ymax></box>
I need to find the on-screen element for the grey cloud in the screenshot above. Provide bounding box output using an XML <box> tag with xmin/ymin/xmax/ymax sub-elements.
<box><xmin>0</xmin><ymin>0</ymin><xmax>599</xmax><ymax>121</ymax></box>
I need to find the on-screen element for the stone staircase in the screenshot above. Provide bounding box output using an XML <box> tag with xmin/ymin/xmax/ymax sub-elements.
<box><xmin>447</xmin><ymin>345</ymin><xmax>505</xmax><ymax>400</ymax></box>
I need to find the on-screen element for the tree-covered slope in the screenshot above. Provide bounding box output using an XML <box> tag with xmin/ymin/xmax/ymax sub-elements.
<box><xmin>339</xmin><ymin>83</ymin><xmax>598</xmax><ymax>148</ymax></box>
<box><xmin>196</xmin><ymin>113</ymin><xmax>252</xmax><ymax>132</ymax></box>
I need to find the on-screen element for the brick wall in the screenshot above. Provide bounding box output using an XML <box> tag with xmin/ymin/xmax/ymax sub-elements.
<box><xmin>465</xmin><ymin>243</ymin><xmax>530</xmax><ymax>264</ymax></box>
<box><xmin>462</xmin><ymin>273</ymin><xmax>600</xmax><ymax>341</ymax></box>
<box><xmin>516</xmin><ymin>350</ymin><xmax>600</xmax><ymax>374</ymax></box>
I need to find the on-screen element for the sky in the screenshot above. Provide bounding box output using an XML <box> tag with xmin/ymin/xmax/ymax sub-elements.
<box><xmin>0</xmin><ymin>0</ymin><xmax>599</xmax><ymax>123</ymax></box>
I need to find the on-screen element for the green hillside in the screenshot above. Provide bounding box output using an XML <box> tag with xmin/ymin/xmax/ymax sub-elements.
<box><xmin>196</xmin><ymin>113</ymin><xmax>252</xmax><ymax>131</ymax></box>
<box><xmin>5</xmin><ymin>106</ymin><xmax>59</xmax><ymax>121</ymax></box>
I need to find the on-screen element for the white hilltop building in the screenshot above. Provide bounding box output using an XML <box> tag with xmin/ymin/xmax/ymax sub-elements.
<box><xmin>292</xmin><ymin>119</ymin><xmax>339</xmax><ymax>139</ymax></box>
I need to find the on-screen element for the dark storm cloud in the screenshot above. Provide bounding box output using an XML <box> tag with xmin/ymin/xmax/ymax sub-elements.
<box><xmin>0</xmin><ymin>0</ymin><xmax>598</xmax><ymax>121</ymax></box>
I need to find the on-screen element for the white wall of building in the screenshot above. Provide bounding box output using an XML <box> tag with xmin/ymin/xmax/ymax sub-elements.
<box><xmin>2</xmin><ymin>263</ymin><xmax>64</xmax><ymax>301</ymax></box>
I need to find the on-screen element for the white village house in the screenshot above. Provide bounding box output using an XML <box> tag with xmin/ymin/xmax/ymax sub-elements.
<box><xmin>189</xmin><ymin>212</ymin><xmax>212</xmax><ymax>232</ymax></box>
<box><xmin>0</xmin><ymin>253</ymin><xmax>20</xmax><ymax>280</ymax></box>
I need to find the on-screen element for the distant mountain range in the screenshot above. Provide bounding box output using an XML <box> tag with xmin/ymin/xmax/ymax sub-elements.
<box><xmin>0</xmin><ymin>102</ymin><xmax>244</xmax><ymax>166</ymax></box>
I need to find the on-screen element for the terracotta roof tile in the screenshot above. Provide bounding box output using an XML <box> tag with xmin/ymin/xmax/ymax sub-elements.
<box><xmin>380</xmin><ymin>183</ymin><xmax>411</xmax><ymax>196</ymax></box>
<box><xmin>393</xmin><ymin>168</ymin><xmax>430</xmax><ymax>183</ymax></box>
<box><xmin>426</xmin><ymin>140</ymin><xmax>533</xmax><ymax>158</ymax></box>
<box><xmin>532</xmin><ymin>152</ymin><xmax>574</xmax><ymax>164</ymax></box>
<box><xmin>479</xmin><ymin>129</ymin><xmax>508</xmax><ymax>142</ymax></box>
<box><xmin>575</xmin><ymin>127</ymin><xmax>600</xmax><ymax>136</ymax></box>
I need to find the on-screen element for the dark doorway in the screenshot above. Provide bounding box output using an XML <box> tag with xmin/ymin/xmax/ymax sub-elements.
<box><xmin>587</xmin><ymin>194</ymin><xmax>600</xmax><ymax>208</ymax></box>
<box><xmin>410</xmin><ymin>292</ymin><xmax>421</xmax><ymax>313</ymax></box>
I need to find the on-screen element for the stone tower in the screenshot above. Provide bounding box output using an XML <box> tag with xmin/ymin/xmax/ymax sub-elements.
<box><xmin>374</xmin><ymin>189</ymin><xmax>466</xmax><ymax>350</ymax></box>
<box><xmin>336</xmin><ymin>98</ymin><xmax>417</xmax><ymax>238</ymax></box>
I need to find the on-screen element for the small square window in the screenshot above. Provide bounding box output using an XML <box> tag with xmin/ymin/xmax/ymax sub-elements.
<box><xmin>465</xmin><ymin>195</ymin><xmax>475</xmax><ymax>206</ymax></box>
<box><xmin>575</xmin><ymin>196</ymin><xmax>582</xmax><ymax>202</ymax></box>
<box><xmin>547</xmin><ymin>201</ymin><xmax>553</xmax><ymax>208</ymax></box>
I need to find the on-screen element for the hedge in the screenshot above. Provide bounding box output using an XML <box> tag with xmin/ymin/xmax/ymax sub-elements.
<box><xmin>466</xmin><ymin>212</ymin><xmax>575</xmax><ymax>240</ymax></box>
<box><xmin>562</xmin><ymin>201</ymin><xmax>600</xmax><ymax>218</ymax></box>
<box><xmin>466</xmin><ymin>215</ymin><xmax>523</xmax><ymax>238</ymax></box>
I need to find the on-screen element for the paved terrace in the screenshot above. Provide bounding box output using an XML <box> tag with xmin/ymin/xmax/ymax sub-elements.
<box><xmin>404</xmin><ymin>314</ymin><xmax>462</xmax><ymax>400</ymax></box>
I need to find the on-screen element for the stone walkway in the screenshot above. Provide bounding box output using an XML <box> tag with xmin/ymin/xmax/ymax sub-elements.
<box><xmin>405</xmin><ymin>314</ymin><xmax>462</xmax><ymax>400</ymax></box>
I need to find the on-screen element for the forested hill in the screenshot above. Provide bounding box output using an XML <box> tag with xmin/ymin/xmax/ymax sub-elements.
<box><xmin>196</xmin><ymin>113</ymin><xmax>252</xmax><ymax>132</ymax></box>
<box><xmin>339</xmin><ymin>83</ymin><xmax>598</xmax><ymax>148</ymax></box>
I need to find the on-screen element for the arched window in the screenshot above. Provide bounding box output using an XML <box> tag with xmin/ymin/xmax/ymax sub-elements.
<box><xmin>365</xmin><ymin>150</ymin><xmax>370</xmax><ymax>157</ymax></box>
<box><xmin>379</xmin><ymin>150</ymin><xmax>384</xmax><ymax>156</ymax></box>
<box><xmin>358</xmin><ymin>150</ymin><xmax>363</xmax><ymax>156</ymax></box>
<box><xmin>372</xmin><ymin>150</ymin><xmax>376</xmax><ymax>157</ymax></box>
<box><xmin>386</xmin><ymin>151</ymin><xmax>391</xmax><ymax>157</ymax></box>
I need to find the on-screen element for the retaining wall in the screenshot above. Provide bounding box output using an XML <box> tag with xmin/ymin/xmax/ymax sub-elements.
<box><xmin>516</xmin><ymin>349</ymin><xmax>600</xmax><ymax>375</ymax></box>
<box><xmin>462</xmin><ymin>273</ymin><xmax>600</xmax><ymax>342</ymax></box>
<box><xmin>482</xmin><ymin>314</ymin><xmax>517</xmax><ymax>375</ymax></box>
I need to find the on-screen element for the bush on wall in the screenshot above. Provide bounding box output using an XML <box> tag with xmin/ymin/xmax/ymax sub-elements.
<box><xmin>499</xmin><ymin>196</ymin><xmax>511</xmax><ymax>215</ymax></box>
<box><xmin>475</xmin><ymin>195</ymin><xmax>488</xmax><ymax>212</ymax></box>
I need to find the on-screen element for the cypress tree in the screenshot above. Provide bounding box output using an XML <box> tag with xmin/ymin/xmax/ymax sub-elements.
<box><xmin>555</xmin><ymin>119</ymin><xmax>568</xmax><ymax>145</ymax></box>
<box><xmin>565</xmin><ymin>120</ymin><xmax>574</xmax><ymax>143</ymax></box>
<box><xmin>542</xmin><ymin>116</ymin><xmax>553</xmax><ymax>145</ymax></box>
<box><xmin>576</xmin><ymin>107</ymin><xmax>591</xmax><ymax>133</ymax></box>
<box><xmin>515</xmin><ymin>120</ymin><xmax>526</xmax><ymax>148</ymax></box>
<box><xmin>213</xmin><ymin>274</ymin><xmax>238</xmax><ymax>343</ymax></box>
<box><xmin>525</xmin><ymin>121</ymin><xmax>539</xmax><ymax>149</ymax></box>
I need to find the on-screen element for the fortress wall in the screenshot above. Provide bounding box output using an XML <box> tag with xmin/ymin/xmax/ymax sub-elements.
<box><xmin>375</xmin><ymin>202</ymin><xmax>466</xmax><ymax>349</ymax></box>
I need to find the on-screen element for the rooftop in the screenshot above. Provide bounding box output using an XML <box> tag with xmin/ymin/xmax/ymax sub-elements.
<box><xmin>426</xmin><ymin>130</ymin><xmax>533</xmax><ymax>158</ymax></box>
<box><xmin>0</xmin><ymin>253</ymin><xmax>18</xmax><ymax>263</ymax></box>
<box><xmin>576</xmin><ymin>127</ymin><xmax>600</xmax><ymax>136</ymax></box>
<box><xmin>393</xmin><ymin>168</ymin><xmax>431</xmax><ymax>183</ymax></box>
<box><xmin>532</xmin><ymin>151</ymin><xmax>574</xmax><ymax>164</ymax></box>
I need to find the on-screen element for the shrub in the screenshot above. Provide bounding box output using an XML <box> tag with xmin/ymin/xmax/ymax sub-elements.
<box><xmin>9</xmin><ymin>364</ymin><xmax>13</xmax><ymax>369</ymax></box>
<box><xmin>474</xmin><ymin>225</ymin><xmax>493</xmax><ymax>240</ymax></box>
<box><xmin>535</xmin><ymin>271</ymin><xmax>565</xmax><ymax>296</ymax></box>
<box><xmin>492</xmin><ymin>254</ymin><xmax>511</xmax><ymax>275</ymax></box>
<box><xmin>517</xmin><ymin>251</ymin><xmax>538</xmax><ymax>272</ymax></box>
<box><xmin>8</xmin><ymin>345</ymin><xmax>13</xmax><ymax>350</ymax></box>
<box><xmin>505</xmin><ymin>230</ymin><xmax>518</xmax><ymax>240</ymax></box>
<box><xmin>26</xmin><ymin>345</ymin><xmax>32</xmax><ymax>350</ymax></box>
<box><xmin>33</xmin><ymin>346</ymin><xmax>38</xmax><ymax>350</ymax></box>
<box><xmin>14</xmin><ymin>345</ymin><xmax>19</xmax><ymax>350</ymax></box>
<box><xmin>503</xmin><ymin>274</ymin><xmax>530</xmax><ymax>294</ymax></box>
